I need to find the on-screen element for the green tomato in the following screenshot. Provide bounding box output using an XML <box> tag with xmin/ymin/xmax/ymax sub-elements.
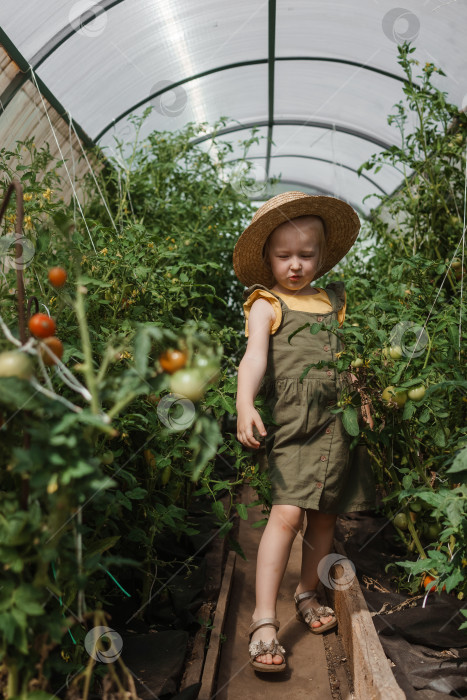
<box><xmin>407</xmin><ymin>385</ymin><xmax>426</xmax><ymax>402</ymax></box>
<box><xmin>393</xmin><ymin>513</ymin><xmax>408</xmax><ymax>531</ymax></box>
<box><xmin>426</xmin><ymin>523</ymin><xmax>442</xmax><ymax>540</ymax></box>
<box><xmin>161</xmin><ymin>465</ymin><xmax>171</xmax><ymax>485</ymax></box>
<box><xmin>409</xmin><ymin>500</ymin><xmax>422</xmax><ymax>513</ymax></box>
<box><xmin>389</xmin><ymin>345</ymin><xmax>403</xmax><ymax>359</ymax></box>
<box><xmin>350</xmin><ymin>357</ymin><xmax>364</xmax><ymax>368</ymax></box>
<box><xmin>191</xmin><ymin>354</ymin><xmax>220</xmax><ymax>384</ymax></box>
<box><xmin>381</xmin><ymin>347</ymin><xmax>390</xmax><ymax>358</ymax></box>
<box><xmin>381</xmin><ymin>385</ymin><xmax>408</xmax><ymax>407</ymax></box>
<box><xmin>170</xmin><ymin>368</ymin><xmax>206</xmax><ymax>402</ymax></box>
<box><xmin>0</xmin><ymin>351</ymin><xmax>34</xmax><ymax>379</ymax></box>
<box><xmin>100</xmin><ymin>451</ymin><xmax>114</xmax><ymax>465</ymax></box>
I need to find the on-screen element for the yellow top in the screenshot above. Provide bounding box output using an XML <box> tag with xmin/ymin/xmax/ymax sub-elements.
<box><xmin>243</xmin><ymin>287</ymin><xmax>346</xmax><ymax>337</ymax></box>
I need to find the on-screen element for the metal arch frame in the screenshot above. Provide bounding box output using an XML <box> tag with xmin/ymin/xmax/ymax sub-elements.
<box><xmin>92</xmin><ymin>58</ymin><xmax>409</xmax><ymax>143</ymax></box>
<box><xmin>30</xmin><ymin>0</ymin><xmax>125</xmax><ymax>68</ymax></box>
<box><xmin>223</xmin><ymin>154</ymin><xmax>388</xmax><ymax>195</ymax></box>
<box><xmin>0</xmin><ymin>0</ymin><xmax>415</xmax><ymax>203</ymax></box>
<box><xmin>252</xmin><ymin>178</ymin><xmax>370</xmax><ymax>218</ymax></box>
<box><xmin>188</xmin><ymin>119</ymin><xmax>393</xmax><ymax>151</ymax></box>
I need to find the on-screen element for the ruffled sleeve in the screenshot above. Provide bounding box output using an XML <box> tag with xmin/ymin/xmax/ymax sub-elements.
<box><xmin>243</xmin><ymin>289</ymin><xmax>282</xmax><ymax>338</ymax></box>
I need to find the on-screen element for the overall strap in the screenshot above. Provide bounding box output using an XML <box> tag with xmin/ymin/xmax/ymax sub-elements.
<box><xmin>242</xmin><ymin>283</ymin><xmax>283</xmax><ymax>303</ymax></box>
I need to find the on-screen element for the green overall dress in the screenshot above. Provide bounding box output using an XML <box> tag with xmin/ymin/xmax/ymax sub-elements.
<box><xmin>244</xmin><ymin>281</ymin><xmax>376</xmax><ymax>514</ymax></box>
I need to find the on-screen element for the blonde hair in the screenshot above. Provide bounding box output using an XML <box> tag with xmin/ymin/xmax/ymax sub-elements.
<box><xmin>262</xmin><ymin>215</ymin><xmax>327</xmax><ymax>274</ymax></box>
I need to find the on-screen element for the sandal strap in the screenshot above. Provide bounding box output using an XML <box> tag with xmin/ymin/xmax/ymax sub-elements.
<box><xmin>249</xmin><ymin>638</ymin><xmax>286</xmax><ymax>660</ymax></box>
<box><xmin>248</xmin><ymin>617</ymin><xmax>280</xmax><ymax>636</ymax></box>
<box><xmin>294</xmin><ymin>590</ymin><xmax>318</xmax><ymax>604</ymax></box>
<box><xmin>300</xmin><ymin>605</ymin><xmax>335</xmax><ymax>625</ymax></box>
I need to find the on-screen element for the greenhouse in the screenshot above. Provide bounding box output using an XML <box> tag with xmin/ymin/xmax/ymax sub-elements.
<box><xmin>0</xmin><ymin>1</ymin><xmax>466</xmax><ymax>698</ymax></box>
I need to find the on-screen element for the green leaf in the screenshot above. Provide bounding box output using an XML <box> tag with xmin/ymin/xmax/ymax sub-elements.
<box><xmin>126</xmin><ymin>487</ymin><xmax>147</xmax><ymax>499</ymax></box>
<box><xmin>218</xmin><ymin>521</ymin><xmax>233</xmax><ymax>538</ymax></box>
<box><xmin>443</xmin><ymin>569</ymin><xmax>464</xmax><ymax>593</ymax></box>
<box><xmin>342</xmin><ymin>406</ymin><xmax>360</xmax><ymax>436</ymax></box>
<box><xmin>134</xmin><ymin>327</ymin><xmax>151</xmax><ymax>375</ymax></box>
<box><xmin>402</xmin><ymin>400</ymin><xmax>416</xmax><ymax>421</ymax></box>
<box><xmin>402</xmin><ymin>474</ymin><xmax>413</xmax><ymax>489</ymax></box>
<box><xmin>0</xmin><ymin>377</ymin><xmax>50</xmax><ymax>411</ymax></box>
<box><xmin>0</xmin><ymin>611</ymin><xmax>17</xmax><ymax>643</ymax></box>
<box><xmin>78</xmin><ymin>274</ymin><xmax>112</xmax><ymax>287</ymax></box>
<box><xmin>446</xmin><ymin>499</ymin><xmax>463</xmax><ymax>528</ymax></box>
<box><xmin>219</xmin><ymin>394</ymin><xmax>237</xmax><ymax>414</ymax></box>
<box><xmin>446</xmin><ymin>446</ymin><xmax>467</xmax><ymax>474</ymax></box>
<box><xmin>419</xmin><ymin>407</ymin><xmax>430</xmax><ymax>423</ymax></box>
<box><xmin>14</xmin><ymin>584</ymin><xmax>45</xmax><ymax>616</ymax></box>
<box><xmin>60</xmin><ymin>460</ymin><xmax>96</xmax><ymax>485</ymax></box>
<box><xmin>251</xmin><ymin>518</ymin><xmax>268</xmax><ymax>528</ymax></box>
<box><xmin>85</xmin><ymin>535</ymin><xmax>121</xmax><ymax>559</ymax></box>
<box><xmin>433</xmin><ymin>427</ymin><xmax>446</xmax><ymax>448</ymax></box>
<box><xmin>211</xmin><ymin>500</ymin><xmax>225</xmax><ymax>521</ymax></box>
<box><xmin>235</xmin><ymin>503</ymin><xmax>248</xmax><ymax>520</ymax></box>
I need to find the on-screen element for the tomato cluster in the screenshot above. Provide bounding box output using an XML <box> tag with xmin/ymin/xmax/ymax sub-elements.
<box><xmin>28</xmin><ymin>311</ymin><xmax>63</xmax><ymax>367</ymax></box>
<box><xmin>156</xmin><ymin>347</ymin><xmax>221</xmax><ymax>402</ymax></box>
<box><xmin>0</xmin><ymin>268</ymin><xmax>67</xmax><ymax>378</ymax></box>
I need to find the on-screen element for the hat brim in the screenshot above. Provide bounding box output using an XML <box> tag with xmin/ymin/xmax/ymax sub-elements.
<box><xmin>233</xmin><ymin>193</ymin><xmax>360</xmax><ymax>288</ymax></box>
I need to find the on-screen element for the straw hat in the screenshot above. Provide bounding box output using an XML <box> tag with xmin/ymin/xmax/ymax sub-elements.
<box><xmin>233</xmin><ymin>191</ymin><xmax>361</xmax><ymax>288</ymax></box>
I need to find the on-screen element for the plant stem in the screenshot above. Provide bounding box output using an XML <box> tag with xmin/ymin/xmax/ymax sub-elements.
<box><xmin>107</xmin><ymin>391</ymin><xmax>139</xmax><ymax>420</ymax></box>
<box><xmin>74</xmin><ymin>283</ymin><xmax>100</xmax><ymax>415</ymax></box>
<box><xmin>405</xmin><ymin>507</ymin><xmax>427</xmax><ymax>559</ymax></box>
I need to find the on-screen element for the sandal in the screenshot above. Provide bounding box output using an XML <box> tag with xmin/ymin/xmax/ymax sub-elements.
<box><xmin>248</xmin><ymin>617</ymin><xmax>287</xmax><ymax>672</ymax></box>
<box><xmin>294</xmin><ymin>590</ymin><xmax>337</xmax><ymax>635</ymax></box>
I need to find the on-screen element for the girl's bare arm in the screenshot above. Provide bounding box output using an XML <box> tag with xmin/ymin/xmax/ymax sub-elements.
<box><xmin>236</xmin><ymin>299</ymin><xmax>275</xmax><ymax>448</ymax></box>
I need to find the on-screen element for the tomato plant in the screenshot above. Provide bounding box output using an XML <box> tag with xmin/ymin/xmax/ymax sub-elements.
<box><xmin>28</xmin><ymin>312</ymin><xmax>56</xmax><ymax>338</ymax></box>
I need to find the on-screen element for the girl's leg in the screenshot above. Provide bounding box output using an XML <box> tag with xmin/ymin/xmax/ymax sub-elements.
<box><xmin>295</xmin><ymin>510</ymin><xmax>338</xmax><ymax>629</ymax></box>
<box><xmin>251</xmin><ymin>504</ymin><xmax>304</xmax><ymax>665</ymax></box>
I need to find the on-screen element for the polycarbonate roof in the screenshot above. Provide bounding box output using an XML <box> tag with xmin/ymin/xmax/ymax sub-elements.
<box><xmin>1</xmin><ymin>1</ymin><xmax>467</xmax><ymax>216</ymax></box>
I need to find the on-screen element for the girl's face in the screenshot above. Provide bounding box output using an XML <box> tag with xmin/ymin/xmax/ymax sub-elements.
<box><xmin>266</xmin><ymin>216</ymin><xmax>324</xmax><ymax>294</ymax></box>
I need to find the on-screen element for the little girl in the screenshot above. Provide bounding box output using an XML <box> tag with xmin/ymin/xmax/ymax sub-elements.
<box><xmin>233</xmin><ymin>191</ymin><xmax>376</xmax><ymax>673</ymax></box>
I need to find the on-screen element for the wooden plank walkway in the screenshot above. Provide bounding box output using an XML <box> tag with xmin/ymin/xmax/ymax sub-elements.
<box><xmin>214</xmin><ymin>484</ymin><xmax>352</xmax><ymax>699</ymax></box>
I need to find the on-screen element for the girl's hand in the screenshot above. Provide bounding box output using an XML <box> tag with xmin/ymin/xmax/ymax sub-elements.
<box><xmin>237</xmin><ymin>406</ymin><xmax>267</xmax><ymax>449</ymax></box>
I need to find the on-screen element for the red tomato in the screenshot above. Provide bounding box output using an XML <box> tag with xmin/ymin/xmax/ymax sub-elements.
<box><xmin>28</xmin><ymin>313</ymin><xmax>56</xmax><ymax>339</ymax></box>
<box><xmin>40</xmin><ymin>337</ymin><xmax>64</xmax><ymax>366</ymax></box>
<box><xmin>48</xmin><ymin>267</ymin><xmax>67</xmax><ymax>288</ymax></box>
<box><xmin>159</xmin><ymin>349</ymin><xmax>188</xmax><ymax>374</ymax></box>
<box><xmin>423</xmin><ymin>574</ymin><xmax>446</xmax><ymax>593</ymax></box>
